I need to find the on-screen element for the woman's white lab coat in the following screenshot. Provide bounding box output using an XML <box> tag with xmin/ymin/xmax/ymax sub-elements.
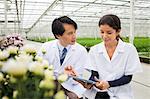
<box><xmin>84</xmin><ymin>39</ymin><xmax>142</xmax><ymax>99</ymax></box>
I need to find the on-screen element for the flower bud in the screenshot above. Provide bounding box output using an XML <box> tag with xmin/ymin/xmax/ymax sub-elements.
<box><xmin>0</xmin><ymin>50</ymin><xmax>10</xmax><ymax>61</ymax></box>
<box><xmin>22</xmin><ymin>44</ymin><xmax>37</xmax><ymax>54</ymax></box>
<box><xmin>7</xmin><ymin>46</ymin><xmax>18</xmax><ymax>55</ymax></box>
<box><xmin>29</xmin><ymin>62</ymin><xmax>44</xmax><ymax>76</ymax></box>
<box><xmin>39</xmin><ymin>80</ymin><xmax>55</xmax><ymax>89</ymax></box>
<box><xmin>54</xmin><ymin>90</ymin><xmax>66</xmax><ymax>99</ymax></box>
<box><xmin>0</xmin><ymin>72</ymin><xmax>4</xmax><ymax>82</ymax></box>
<box><xmin>34</xmin><ymin>56</ymin><xmax>43</xmax><ymax>62</ymax></box>
<box><xmin>2</xmin><ymin>96</ymin><xmax>9</xmax><ymax>99</ymax></box>
<box><xmin>42</xmin><ymin>60</ymin><xmax>49</xmax><ymax>69</ymax></box>
<box><xmin>44</xmin><ymin>69</ymin><xmax>54</xmax><ymax>80</ymax></box>
<box><xmin>13</xmin><ymin>90</ymin><xmax>18</xmax><ymax>99</ymax></box>
<box><xmin>41</xmin><ymin>48</ymin><xmax>46</xmax><ymax>54</ymax></box>
<box><xmin>57</xmin><ymin>73</ymin><xmax>68</xmax><ymax>83</ymax></box>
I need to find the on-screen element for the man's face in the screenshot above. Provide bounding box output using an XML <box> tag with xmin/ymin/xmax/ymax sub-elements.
<box><xmin>57</xmin><ymin>23</ymin><xmax>76</xmax><ymax>47</ymax></box>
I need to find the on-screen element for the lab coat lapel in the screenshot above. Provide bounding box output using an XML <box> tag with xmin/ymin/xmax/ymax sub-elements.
<box><xmin>57</xmin><ymin>45</ymin><xmax>75</xmax><ymax>73</ymax></box>
<box><xmin>111</xmin><ymin>39</ymin><xmax>125</xmax><ymax>61</ymax></box>
<box><xmin>111</xmin><ymin>49</ymin><xmax>118</xmax><ymax>62</ymax></box>
<box><xmin>100</xmin><ymin>40</ymin><xmax>125</xmax><ymax>62</ymax></box>
<box><xmin>101</xmin><ymin>43</ymin><xmax>111</xmax><ymax>62</ymax></box>
<box><xmin>52</xmin><ymin>41</ymin><xmax>61</xmax><ymax>67</ymax></box>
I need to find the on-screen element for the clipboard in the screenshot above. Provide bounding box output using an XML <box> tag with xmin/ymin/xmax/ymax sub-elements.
<box><xmin>73</xmin><ymin>77</ymin><xmax>96</xmax><ymax>85</ymax></box>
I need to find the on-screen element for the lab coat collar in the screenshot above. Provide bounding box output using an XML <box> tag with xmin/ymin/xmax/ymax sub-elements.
<box><xmin>98</xmin><ymin>39</ymin><xmax>125</xmax><ymax>53</ymax></box>
<box><xmin>57</xmin><ymin>41</ymin><xmax>71</xmax><ymax>52</ymax></box>
<box><xmin>98</xmin><ymin>39</ymin><xmax>125</xmax><ymax>62</ymax></box>
<box><xmin>115</xmin><ymin>39</ymin><xmax>125</xmax><ymax>53</ymax></box>
<box><xmin>52</xmin><ymin>40</ymin><xmax>76</xmax><ymax>66</ymax></box>
<box><xmin>57</xmin><ymin>43</ymin><xmax>76</xmax><ymax>72</ymax></box>
<box><xmin>62</xmin><ymin>43</ymin><xmax>76</xmax><ymax>65</ymax></box>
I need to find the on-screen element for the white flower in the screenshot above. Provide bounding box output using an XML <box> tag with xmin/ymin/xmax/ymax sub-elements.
<box><xmin>44</xmin><ymin>90</ymin><xmax>54</xmax><ymax>97</ymax></box>
<box><xmin>0</xmin><ymin>50</ymin><xmax>10</xmax><ymax>61</ymax></box>
<box><xmin>41</xmin><ymin>60</ymin><xmax>49</xmax><ymax>69</ymax></box>
<box><xmin>41</xmin><ymin>48</ymin><xmax>46</xmax><ymax>54</ymax></box>
<box><xmin>48</xmin><ymin>65</ymin><xmax>53</xmax><ymax>70</ymax></box>
<box><xmin>2</xmin><ymin>59</ymin><xmax>27</xmax><ymax>77</ymax></box>
<box><xmin>6</xmin><ymin>75</ymin><xmax>10</xmax><ymax>79</ymax></box>
<box><xmin>0</xmin><ymin>72</ymin><xmax>4</xmax><ymax>82</ymax></box>
<box><xmin>57</xmin><ymin>73</ymin><xmax>68</xmax><ymax>83</ymax></box>
<box><xmin>22</xmin><ymin>44</ymin><xmax>37</xmax><ymax>54</ymax></box>
<box><xmin>28</xmin><ymin>62</ymin><xmax>44</xmax><ymax>76</ymax></box>
<box><xmin>44</xmin><ymin>69</ymin><xmax>55</xmax><ymax>80</ymax></box>
<box><xmin>7</xmin><ymin>46</ymin><xmax>18</xmax><ymax>55</ymax></box>
<box><xmin>54</xmin><ymin>90</ymin><xmax>65</xmax><ymax>99</ymax></box>
<box><xmin>14</xmin><ymin>40</ymin><xmax>23</xmax><ymax>46</ymax></box>
<box><xmin>2</xmin><ymin>96</ymin><xmax>9</xmax><ymax>99</ymax></box>
<box><xmin>18</xmin><ymin>50</ymin><xmax>26</xmax><ymax>54</ymax></box>
<box><xmin>15</xmin><ymin>53</ymin><xmax>33</xmax><ymax>64</ymax></box>
<box><xmin>34</xmin><ymin>56</ymin><xmax>43</xmax><ymax>62</ymax></box>
<box><xmin>39</xmin><ymin>79</ymin><xmax>55</xmax><ymax>89</ymax></box>
<box><xmin>13</xmin><ymin>90</ymin><xmax>18</xmax><ymax>99</ymax></box>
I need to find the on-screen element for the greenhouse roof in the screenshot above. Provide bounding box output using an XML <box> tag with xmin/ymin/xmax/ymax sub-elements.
<box><xmin>0</xmin><ymin>0</ymin><xmax>150</xmax><ymax>30</ymax></box>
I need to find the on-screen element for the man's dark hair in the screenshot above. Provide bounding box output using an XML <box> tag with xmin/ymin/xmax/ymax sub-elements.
<box><xmin>52</xmin><ymin>16</ymin><xmax>77</xmax><ymax>39</ymax></box>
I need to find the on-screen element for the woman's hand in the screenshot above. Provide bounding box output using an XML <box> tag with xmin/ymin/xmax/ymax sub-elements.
<box><xmin>95</xmin><ymin>80</ymin><xmax>110</xmax><ymax>90</ymax></box>
<box><xmin>94</xmin><ymin>77</ymin><xmax>110</xmax><ymax>90</ymax></box>
<box><xmin>64</xmin><ymin>65</ymin><xmax>77</xmax><ymax>76</ymax></box>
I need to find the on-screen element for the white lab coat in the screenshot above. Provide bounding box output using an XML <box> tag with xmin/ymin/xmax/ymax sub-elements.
<box><xmin>37</xmin><ymin>39</ymin><xmax>89</xmax><ymax>97</ymax></box>
<box><xmin>84</xmin><ymin>39</ymin><xmax>142</xmax><ymax>99</ymax></box>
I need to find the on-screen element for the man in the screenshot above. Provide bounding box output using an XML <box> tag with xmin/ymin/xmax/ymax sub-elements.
<box><xmin>37</xmin><ymin>16</ymin><xmax>89</xmax><ymax>99</ymax></box>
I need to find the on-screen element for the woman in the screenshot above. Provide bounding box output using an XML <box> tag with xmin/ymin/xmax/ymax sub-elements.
<box><xmin>65</xmin><ymin>14</ymin><xmax>142</xmax><ymax>99</ymax></box>
<box><xmin>83</xmin><ymin>14</ymin><xmax>142</xmax><ymax>99</ymax></box>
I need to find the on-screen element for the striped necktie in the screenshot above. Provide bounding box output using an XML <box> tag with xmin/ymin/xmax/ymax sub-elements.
<box><xmin>60</xmin><ymin>48</ymin><xmax>67</xmax><ymax>65</ymax></box>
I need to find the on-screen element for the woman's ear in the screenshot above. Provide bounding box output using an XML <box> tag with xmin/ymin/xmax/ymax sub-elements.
<box><xmin>116</xmin><ymin>29</ymin><xmax>121</xmax><ymax>40</ymax></box>
<box><xmin>117</xmin><ymin>29</ymin><xmax>121</xmax><ymax>33</ymax></box>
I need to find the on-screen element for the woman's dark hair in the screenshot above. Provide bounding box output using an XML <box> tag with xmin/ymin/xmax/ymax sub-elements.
<box><xmin>52</xmin><ymin>16</ymin><xmax>77</xmax><ymax>39</ymax></box>
<box><xmin>98</xmin><ymin>14</ymin><xmax>122</xmax><ymax>40</ymax></box>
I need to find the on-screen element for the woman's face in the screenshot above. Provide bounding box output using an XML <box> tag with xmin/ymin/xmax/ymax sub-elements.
<box><xmin>99</xmin><ymin>24</ymin><xmax>119</xmax><ymax>45</ymax></box>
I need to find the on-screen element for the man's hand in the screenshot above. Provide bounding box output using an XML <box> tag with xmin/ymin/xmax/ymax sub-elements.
<box><xmin>64</xmin><ymin>65</ymin><xmax>77</xmax><ymax>76</ymax></box>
